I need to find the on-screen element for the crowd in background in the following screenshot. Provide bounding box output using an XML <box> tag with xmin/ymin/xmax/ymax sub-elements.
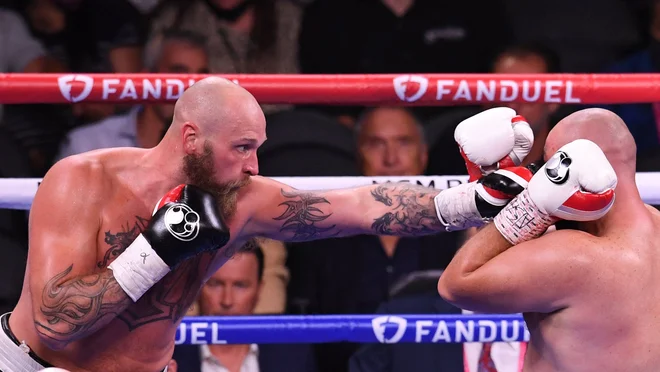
<box><xmin>0</xmin><ymin>0</ymin><xmax>659</xmax><ymax>371</ymax></box>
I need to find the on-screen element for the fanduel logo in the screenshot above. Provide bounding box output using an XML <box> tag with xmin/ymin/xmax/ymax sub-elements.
<box><xmin>372</xmin><ymin>316</ymin><xmax>408</xmax><ymax>343</ymax></box>
<box><xmin>393</xmin><ymin>75</ymin><xmax>428</xmax><ymax>102</ymax></box>
<box><xmin>58</xmin><ymin>75</ymin><xmax>94</xmax><ymax>103</ymax></box>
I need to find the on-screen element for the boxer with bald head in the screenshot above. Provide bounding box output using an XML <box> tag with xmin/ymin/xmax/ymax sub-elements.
<box><xmin>439</xmin><ymin>108</ymin><xmax>659</xmax><ymax>372</ymax></box>
<box><xmin>0</xmin><ymin>80</ymin><xmax>550</xmax><ymax>372</ymax></box>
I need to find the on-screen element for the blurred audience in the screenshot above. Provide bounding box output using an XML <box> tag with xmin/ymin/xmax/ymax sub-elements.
<box><xmin>287</xmin><ymin>107</ymin><xmax>461</xmax><ymax>372</ymax></box>
<box><xmin>22</xmin><ymin>0</ymin><xmax>146</xmax><ymax>73</ymax></box>
<box><xmin>0</xmin><ymin>7</ymin><xmax>63</xmax><ymax>122</ymax></box>
<box><xmin>299</xmin><ymin>0</ymin><xmax>512</xmax><ymax>123</ymax></box>
<box><xmin>600</xmin><ymin>0</ymin><xmax>660</xmax><ymax>155</ymax></box>
<box><xmin>55</xmin><ymin>28</ymin><xmax>210</xmax><ymax>160</ymax></box>
<box><xmin>18</xmin><ymin>0</ymin><xmax>149</xmax><ymax>126</ymax></box>
<box><xmin>149</xmin><ymin>0</ymin><xmax>302</xmax><ymax>114</ymax></box>
<box><xmin>173</xmin><ymin>241</ymin><xmax>316</xmax><ymax>372</ymax></box>
<box><xmin>503</xmin><ymin>0</ymin><xmax>641</xmax><ymax>72</ymax></box>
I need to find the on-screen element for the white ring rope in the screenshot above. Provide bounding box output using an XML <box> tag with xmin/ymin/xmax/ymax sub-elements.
<box><xmin>1</xmin><ymin>174</ymin><xmax>659</xmax><ymax>210</ymax></box>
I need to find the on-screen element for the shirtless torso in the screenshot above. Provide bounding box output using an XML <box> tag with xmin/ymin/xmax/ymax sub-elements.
<box><xmin>8</xmin><ymin>139</ymin><xmax>455</xmax><ymax>372</ymax></box>
<box><xmin>523</xmin><ymin>205</ymin><xmax>660</xmax><ymax>372</ymax></box>
<box><xmin>9</xmin><ymin>149</ymin><xmax>255</xmax><ymax>371</ymax></box>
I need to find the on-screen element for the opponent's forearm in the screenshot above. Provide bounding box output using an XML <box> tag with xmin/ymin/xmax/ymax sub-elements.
<box><xmin>445</xmin><ymin>223</ymin><xmax>512</xmax><ymax>276</ymax></box>
<box><xmin>34</xmin><ymin>265</ymin><xmax>132</xmax><ymax>350</ymax></box>
<box><xmin>438</xmin><ymin>223</ymin><xmax>512</xmax><ymax>304</ymax></box>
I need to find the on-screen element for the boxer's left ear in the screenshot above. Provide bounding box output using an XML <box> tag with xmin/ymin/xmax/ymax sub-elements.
<box><xmin>181</xmin><ymin>121</ymin><xmax>201</xmax><ymax>154</ymax></box>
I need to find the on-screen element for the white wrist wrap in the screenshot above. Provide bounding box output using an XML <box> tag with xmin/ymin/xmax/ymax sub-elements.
<box><xmin>108</xmin><ymin>234</ymin><xmax>170</xmax><ymax>302</ymax></box>
<box><xmin>433</xmin><ymin>182</ymin><xmax>486</xmax><ymax>232</ymax></box>
<box><xmin>494</xmin><ymin>189</ymin><xmax>556</xmax><ymax>245</ymax></box>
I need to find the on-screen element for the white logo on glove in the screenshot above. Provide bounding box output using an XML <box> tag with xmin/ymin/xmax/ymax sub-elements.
<box><xmin>164</xmin><ymin>204</ymin><xmax>200</xmax><ymax>241</ymax></box>
<box><xmin>393</xmin><ymin>75</ymin><xmax>428</xmax><ymax>102</ymax></box>
<box><xmin>58</xmin><ymin>75</ymin><xmax>94</xmax><ymax>103</ymax></box>
<box><xmin>372</xmin><ymin>316</ymin><xmax>408</xmax><ymax>343</ymax></box>
<box><xmin>545</xmin><ymin>151</ymin><xmax>572</xmax><ymax>185</ymax></box>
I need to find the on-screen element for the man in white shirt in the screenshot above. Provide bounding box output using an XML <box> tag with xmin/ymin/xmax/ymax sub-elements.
<box><xmin>462</xmin><ymin>310</ymin><xmax>526</xmax><ymax>372</ymax></box>
<box><xmin>172</xmin><ymin>241</ymin><xmax>317</xmax><ymax>372</ymax></box>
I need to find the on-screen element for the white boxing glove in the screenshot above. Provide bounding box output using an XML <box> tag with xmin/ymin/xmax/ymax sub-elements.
<box><xmin>455</xmin><ymin>107</ymin><xmax>534</xmax><ymax>182</ymax></box>
<box><xmin>494</xmin><ymin>139</ymin><xmax>617</xmax><ymax>245</ymax></box>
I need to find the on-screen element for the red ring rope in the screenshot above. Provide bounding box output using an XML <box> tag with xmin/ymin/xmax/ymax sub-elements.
<box><xmin>0</xmin><ymin>73</ymin><xmax>659</xmax><ymax>105</ymax></box>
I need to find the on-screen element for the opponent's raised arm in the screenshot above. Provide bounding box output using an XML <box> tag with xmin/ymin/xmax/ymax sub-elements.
<box><xmin>439</xmin><ymin>139</ymin><xmax>618</xmax><ymax>313</ymax></box>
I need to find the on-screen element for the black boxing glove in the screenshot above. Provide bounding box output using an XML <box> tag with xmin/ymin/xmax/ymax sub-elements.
<box><xmin>474</xmin><ymin>165</ymin><xmax>538</xmax><ymax>218</ymax></box>
<box><xmin>109</xmin><ymin>184</ymin><xmax>230</xmax><ymax>301</ymax></box>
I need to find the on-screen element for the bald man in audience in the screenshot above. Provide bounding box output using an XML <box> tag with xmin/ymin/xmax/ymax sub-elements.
<box><xmin>439</xmin><ymin>108</ymin><xmax>660</xmax><ymax>372</ymax></box>
<box><xmin>1</xmin><ymin>77</ymin><xmax>515</xmax><ymax>372</ymax></box>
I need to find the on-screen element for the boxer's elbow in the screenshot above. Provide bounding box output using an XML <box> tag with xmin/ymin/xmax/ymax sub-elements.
<box><xmin>33</xmin><ymin>315</ymin><xmax>74</xmax><ymax>351</ymax></box>
<box><xmin>34</xmin><ymin>330</ymin><xmax>70</xmax><ymax>351</ymax></box>
<box><xmin>437</xmin><ymin>271</ymin><xmax>478</xmax><ymax>308</ymax></box>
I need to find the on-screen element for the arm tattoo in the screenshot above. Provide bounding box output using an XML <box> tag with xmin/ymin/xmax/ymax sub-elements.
<box><xmin>370</xmin><ymin>184</ymin><xmax>442</xmax><ymax>235</ymax></box>
<box><xmin>273</xmin><ymin>189</ymin><xmax>340</xmax><ymax>241</ymax></box>
<box><xmin>35</xmin><ymin>264</ymin><xmax>131</xmax><ymax>343</ymax></box>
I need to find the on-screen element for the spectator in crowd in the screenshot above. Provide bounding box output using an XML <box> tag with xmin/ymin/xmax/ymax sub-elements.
<box><xmin>22</xmin><ymin>0</ymin><xmax>146</xmax><ymax>73</ymax></box>
<box><xmin>54</xmin><ymin>29</ymin><xmax>210</xmax><ymax>160</ymax></box>
<box><xmin>0</xmin><ymin>7</ymin><xmax>63</xmax><ymax>121</ymax></box>
<box><xmin>186</xmin><ymin>236</ymin><xmax>291</xmax><ymax>316</ymax></box>
<box><xmin>18</xmin><ymin>0</ymin><xmax>149</xmax><ymax>126</ymax></box>
<box><xmin>488</xmin><ymin>43</ymin><xmax>562</xmax><ymax>165</ymax></box>
<box><xmin>149</xmin><ymin>0</ymin><xmax>302</xmax><ymax>114</ymax></box>
<box><xmin>287</xmin><ymin>107</ymin><xmax>461</xmax><ymax>372</ymax></box>
<box><xmin>502</xmin><ymin>0</ymin><xmax>641</xmax><ymax>72</ymax></box>
<box><xmin>173</xmin><ymin>241</ymin><xmax>317</xmax><ymax>372</ymax></box>
<box><xmin>598</xmin><ymin>0</ymin><xmax>660</xmax><ymax>155</ymax></box>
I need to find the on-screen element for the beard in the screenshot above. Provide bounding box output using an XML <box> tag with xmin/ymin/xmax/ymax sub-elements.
<box><xmin>183</xmin><ymin>141</ymin><xmax>250</xmax><ymax>221</ymax></box>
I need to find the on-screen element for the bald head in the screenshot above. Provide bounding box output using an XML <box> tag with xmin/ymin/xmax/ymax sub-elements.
<box><xmin>169</xmin><ymin>76</ymin><xmax>264</xmax><ymax>137</ymax></box>
<box><xmin>544</xmin><ymin>108</ymin><xmax>636</xmax><ymax>179</ymax></box>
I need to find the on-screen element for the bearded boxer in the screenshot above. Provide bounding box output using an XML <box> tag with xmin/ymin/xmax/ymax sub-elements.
<box><xmin>1</xmin><ymin>79</ymin><xmax>533</xmax><ymax>372</ymax></box>
<box><xmin>438</xmin><ymin>108</ymin><xmax>660</xmax><ymax>372</ymax></box>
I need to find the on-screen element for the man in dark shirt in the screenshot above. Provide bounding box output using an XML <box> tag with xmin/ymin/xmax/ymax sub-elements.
<box><xmin>287</xmin><ymin>107</ymin><xmax>461</xmax><ymax>372</ymax></box>
<box><xmin>300</xmin><ymin>0</ymin><xmax>512</xmax><ymax>74</ymax></box>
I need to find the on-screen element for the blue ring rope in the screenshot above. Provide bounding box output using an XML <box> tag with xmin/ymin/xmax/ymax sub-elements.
<box><xmin>175</xmin><ymin>314</ymin><xmax>528</xmax><ymax>345</ymax></box>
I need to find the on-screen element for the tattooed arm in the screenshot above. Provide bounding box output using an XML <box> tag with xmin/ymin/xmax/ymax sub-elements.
<box><xmin>242</xmin><ymin>177</ymin><xmax>450</xmax><ymax>242</ymax></box>
<box><xmin>27</xmin><ymin>158</ymin><xmax>132</xmax><ymax>350</ymax></box>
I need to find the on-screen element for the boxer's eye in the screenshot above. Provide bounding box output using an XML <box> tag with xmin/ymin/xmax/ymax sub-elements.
<box><xmin>236</xmin><ymin>145</ymin><xmax>249</xmax><ymax>153</ymax></box>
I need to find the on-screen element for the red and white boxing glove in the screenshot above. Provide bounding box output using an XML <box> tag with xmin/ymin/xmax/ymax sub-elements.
<box><xmin>455</xmin><ymin>107</ymin><xmax>534</xmax><ymax>182</ymax></box>
<box><xmin>494</xmin><ymin>139</ymin><xmax>617</xmax><ymax>245</ymax></box>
